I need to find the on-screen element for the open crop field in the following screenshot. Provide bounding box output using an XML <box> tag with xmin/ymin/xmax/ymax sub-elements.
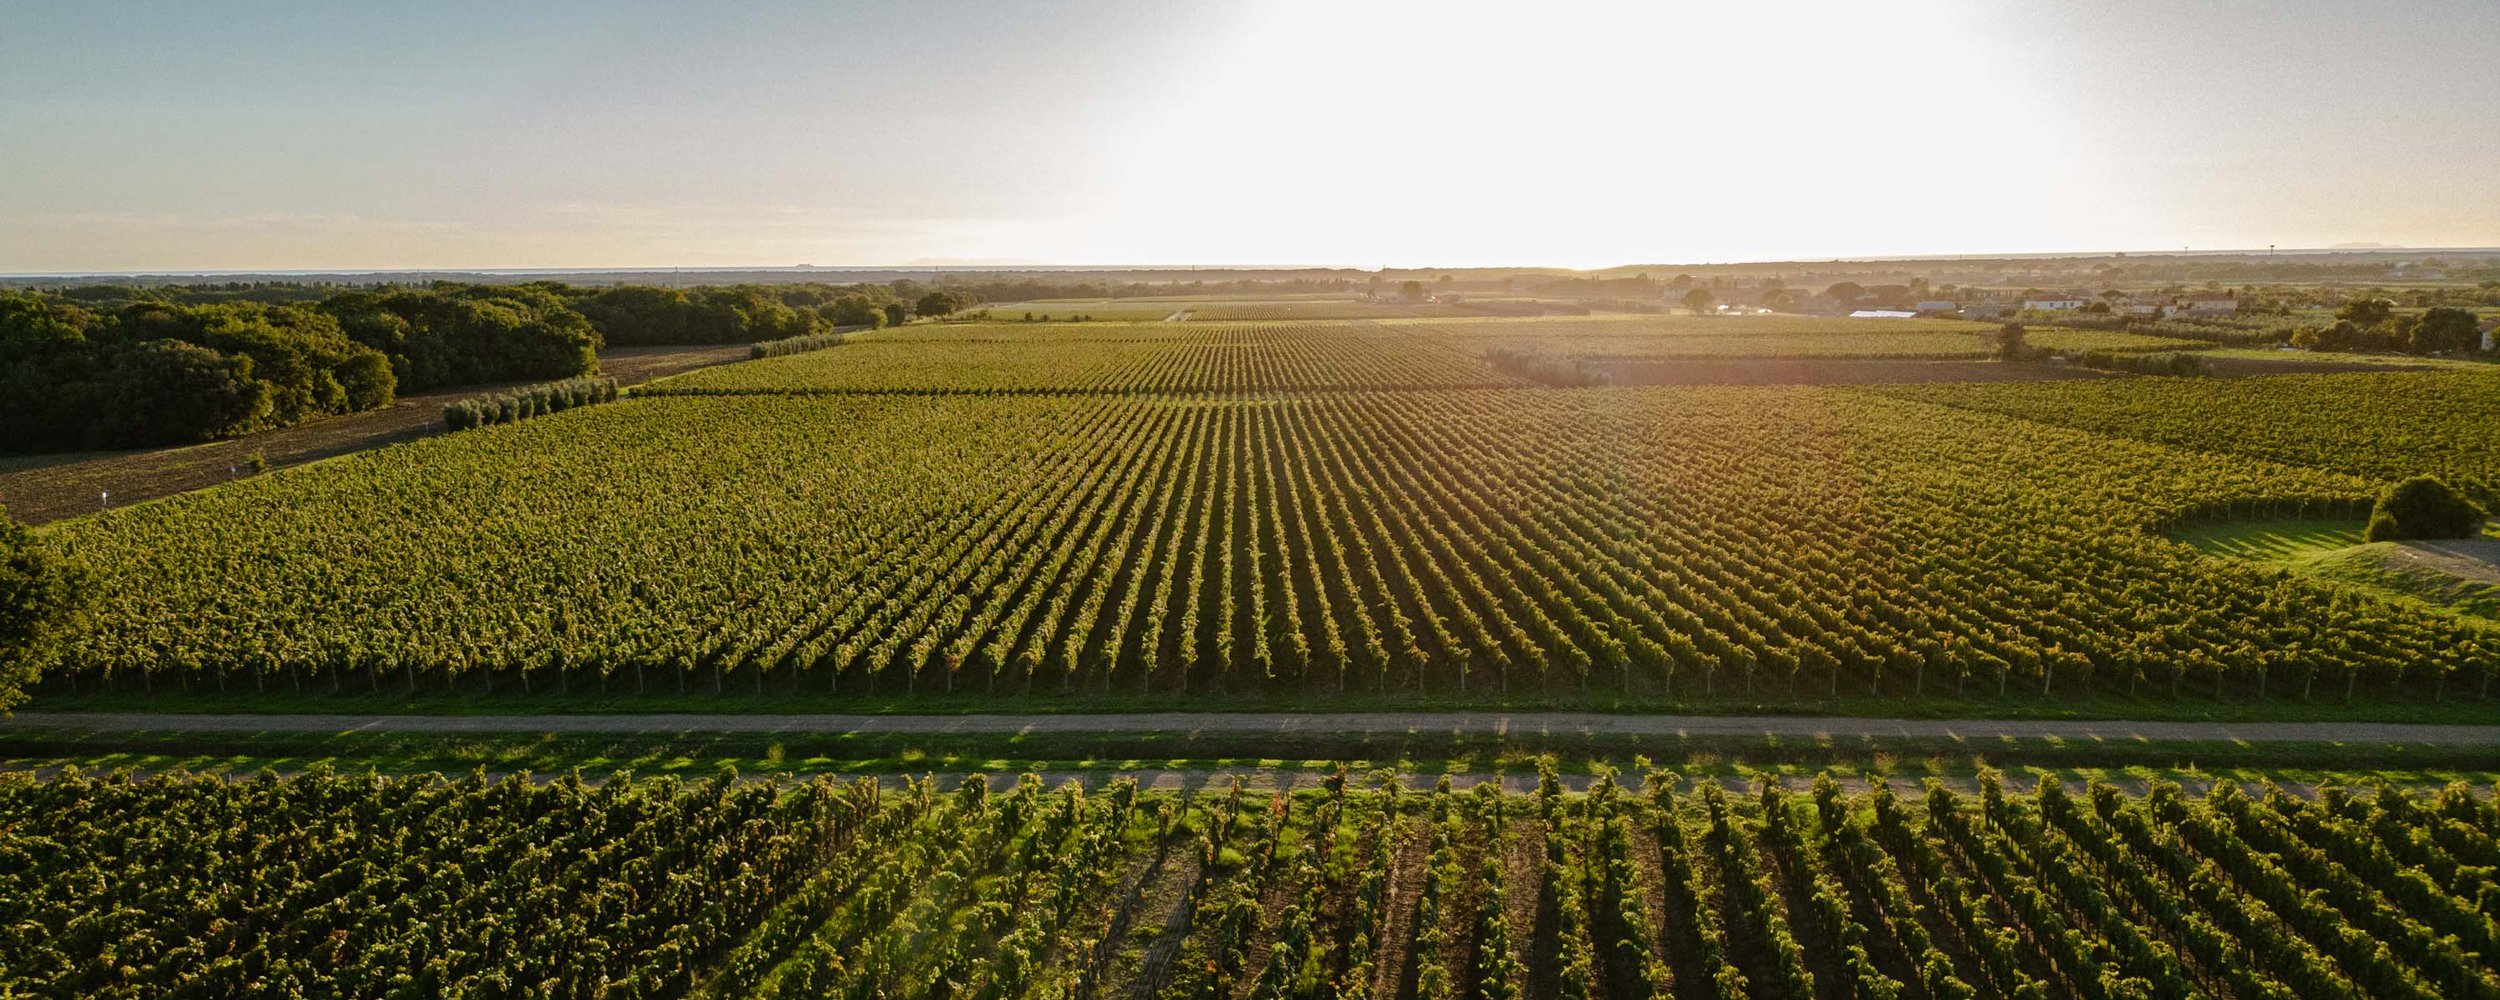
<box><xmin>10</xmin><ymin>764</ymin><xmax>2500</xmax><ymax>999</ymax></box>
<box><xmin>34</xmin><ymin>317</ymin><xmax>2500</xmax><ymax>708</ymax></box>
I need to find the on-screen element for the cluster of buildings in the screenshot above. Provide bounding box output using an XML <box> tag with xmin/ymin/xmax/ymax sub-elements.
<box><xmin>1841</xmin><ymin>292</ymin><xmax>2241</xmax><ymax>321</ymax></box>
<box><xmin>1992</xmin><ymin>292</ymin><xmax>2237</xmax><ymax>319</ymax></box>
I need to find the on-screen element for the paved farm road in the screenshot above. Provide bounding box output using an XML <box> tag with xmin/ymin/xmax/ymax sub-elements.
<box><xmin>5</xmin><ymin>711</ymin><xmax>2494</xmax><ymax>745</ymax></box>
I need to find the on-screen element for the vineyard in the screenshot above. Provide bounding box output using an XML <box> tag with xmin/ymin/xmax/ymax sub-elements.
<box><xmin>1877</xmin><ymin>371</ymin><xmax>2500</xmax><ymax>505</ymax></box>
<box><xmin>1399</xmin><ymin>316</ymin><xmax>2204</xmax><ymax>361</ymax></box>
<box><xmin>11</xmin><ymin>764</ymin><xmax>2500</xmax><ymax>1000</ymax></box>
<box><xmin>642</xmin><ymin>318</ymin><xmax>2206</xmax><ymax>398</ymax></box>
<box><xmin>43</xmin><ymin>381</ymin><xmax>2494</xmax><ymax>700</ymax></box>
<box><xmin>645</xmin><ymin>323</ymin><xmax>1525</xmax><ymax>394</ymax></box>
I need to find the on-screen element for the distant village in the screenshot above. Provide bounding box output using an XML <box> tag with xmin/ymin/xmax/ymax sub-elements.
<box><xmin>1833</xmin><ymin>290</ymin><xmax>2246</xmax><ymax>322</ymax></box>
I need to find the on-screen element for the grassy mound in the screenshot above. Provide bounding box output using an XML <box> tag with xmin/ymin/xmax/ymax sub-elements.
<box><xmin>2175</xmin><ymin>518</ymin><xmax>2500</xmax><ymax>622</ymax></box>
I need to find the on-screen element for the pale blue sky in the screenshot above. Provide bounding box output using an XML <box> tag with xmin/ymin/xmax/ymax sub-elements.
<box><xmin>2</xmin><ymin>0</ymin><xmax>2493</xmax><ymax>270</ymax></box>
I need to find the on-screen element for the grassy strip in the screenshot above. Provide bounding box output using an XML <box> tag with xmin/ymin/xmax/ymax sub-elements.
<box><xmin>5</xmin><ymin>726</ymin><xmax>2497</xmax><ymax>783</ymax></box>
<box><xmin>2174</xmin><ymin>517</ymin><xmax>2500</xmax><ymax>625</ymax></box>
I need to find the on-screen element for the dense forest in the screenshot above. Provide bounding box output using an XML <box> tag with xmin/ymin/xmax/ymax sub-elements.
<box><xmin>0</xmin><ymin>280</ymin><xmax>952</xmax><ymax>454</ymax></box>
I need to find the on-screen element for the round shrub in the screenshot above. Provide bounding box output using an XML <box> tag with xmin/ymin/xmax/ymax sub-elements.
<box><xmin>2365</xmin><ymin>475</ymin><xmax>2487</xmax><ymax>542</ymax></box>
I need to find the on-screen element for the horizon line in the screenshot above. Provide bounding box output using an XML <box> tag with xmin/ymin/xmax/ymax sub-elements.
<box><xmin>7</xmin><ymin>245</ymin><xmax>2499</xmax><ymax>281</ymax></box>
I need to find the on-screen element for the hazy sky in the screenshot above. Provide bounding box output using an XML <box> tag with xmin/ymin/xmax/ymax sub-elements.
<box><xmin>3</xmin><ymin>0</ymin><xmax>2494</xmax><ymax>271</ymax></box>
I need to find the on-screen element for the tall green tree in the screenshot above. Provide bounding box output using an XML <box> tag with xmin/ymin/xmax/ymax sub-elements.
<box><xmin>2336</xmin><ymin>296</ymin><xmax>2394</xmax><ymax>328</ymax></box>
<box><xmin>1993</xmin><ymin>322</ymin><xmax>2030</xmax><ymax>360</ymax></box>
<box><xmin>0</xmin><ymin>507</ymin><xmax>86</xmax><ymax>710</ymax></box>
<box><xmin>2407</xmin><ymin>307</ymin><xmax>2480</xmax><ymax>354</ymax></box>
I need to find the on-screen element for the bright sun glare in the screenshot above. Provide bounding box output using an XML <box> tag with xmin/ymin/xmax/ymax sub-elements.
<box><xmin>999</xmin><ymin>0</ymin><xmax>2084</xmax><ymax>268</ymax></box>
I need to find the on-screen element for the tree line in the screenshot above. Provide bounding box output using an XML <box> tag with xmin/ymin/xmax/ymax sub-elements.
<box><xmin>0</xmin><ymin>280</ymin><xmax>973</xmax><ymax>454</ymax></box>
<box><xmin>2292</xmin><ymin>299</ymin><xmax>2487</xmax><ymax>354</ymax></box>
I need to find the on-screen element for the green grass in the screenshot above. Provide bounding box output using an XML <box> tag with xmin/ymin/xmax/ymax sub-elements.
<box><xmin>2171</xmin><ymin>517</ymin><xmax>2370</xmax><ymax>560</ymax></box>
<box><xmin>2309</xmin><ymin>545</ymin><xmax>2500</xmax><ymax>619</ymax></box>
<box><xmin>2173</xmin><ymin>517</ymin><xmax>2500</xmax><ymax>624</ymax></box>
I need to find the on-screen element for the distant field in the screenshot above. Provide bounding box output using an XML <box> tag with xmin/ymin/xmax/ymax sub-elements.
<box><xmin>647</xmin><ymin>321</ymin><xmax>1520</xmax><ymax>393</ymax></box>
<box><xmin>982</xmin><ymin>296</ymin><xmax>1489</xmax><ymax>321</ymax></box>
<box><xmin>981</xmin><ymin>301</ymin><xmax>1180</xmax><ymax>322</ymax></box>
<box><xmin>1394</xmin><ymin>314</ymin><xmax>2001</xmax><ymax>337</ymax></box>
<box><xmin>1404</xmin><ymin>314</ymin><xmax>2204</xmax><ymax>359</ymax></box>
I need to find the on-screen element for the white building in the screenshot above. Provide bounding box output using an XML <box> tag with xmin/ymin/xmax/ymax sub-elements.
<box><xmin>1850</xmin><ymin>309</ymin><xmax>1917</xmax><ymax>319</ymax></box>
<box><xmin>2176</xmin><ymin>295</ymin><xmax>2236</xmax><ymax>316</ymax></box>
<box><xmin>2022</xmin><ymin>296</ymin><xmax>2086</xmax><ymax>312</ymax></box>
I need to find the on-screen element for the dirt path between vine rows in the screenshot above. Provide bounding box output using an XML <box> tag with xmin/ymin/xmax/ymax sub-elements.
<box><xmin>5</xmin><ymin>711</ymin><xmax>2493</xmax><ymax>744</ymax></box>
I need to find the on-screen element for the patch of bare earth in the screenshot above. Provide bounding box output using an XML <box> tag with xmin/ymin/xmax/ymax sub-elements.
<box><xmin>2368</xmin><ymin>538</ymin><xmax>2500</xmax><ymax>586</ymax></box>
<box><xmin>1099</xmin><ymin>847</ymin><xmax>1199</xmax><ymax>1000</ymax></box>
<box><xmin>0</xmin><ymin>344</ymin><xmax>747</xmax><ymax>525</ymax></box>
<box><xmin>1626</xmin><ymin>823</ymin><xmax>1697</xmax><ymax>1000</ymax></box>
<box><xmin>1238</xmin><ymin>829</ymin><xmax>1316</xmax><ymax>990</ymax></box>
<box><xmin>1367</xmin><ymin>819</ymin><xmax>1434</xmax><ymax>998</ymax></box>
<box><xmin>1502</xmin><ymin>819</ymin><xmax>1546</xmax><ymax>990</ymax></box>
<box><xmin>1062</xmin><ymin>848</ymin><xmax>1166</xmax><ymax>998</ymax></box>
<box><xmin>1436</xmin><ymin>831</ymin><xmax>1484</xmax><ymax>1000</ymax></box>
<box><xmin>1750</xmin><ymin>821</ymin><xmax>1852</xmax><ymax>1000</ymax></box>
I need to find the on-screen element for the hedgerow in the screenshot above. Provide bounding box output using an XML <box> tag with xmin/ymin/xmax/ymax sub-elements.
<box><xmin>441</xmin><ymin>375</ymin><xmax>619</xmax><ymax>431</ymax></box>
